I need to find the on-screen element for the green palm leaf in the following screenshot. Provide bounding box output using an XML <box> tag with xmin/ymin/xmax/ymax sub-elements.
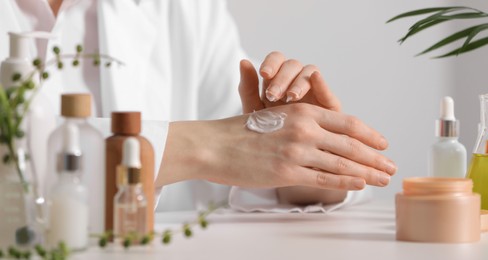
<box><xmin>399</xmin><ymin>11</ymin><xmax>488</xmax><ymax>43</ymax></box>
<box><xmin>417</xmin><ymin>24</ymin><xmax>485</xmax><ymax>55</ymax></box>
<box><xmin>436</xmin><ymin>36</ymin><xmax>488</xmax><ymax>58</ymax></box>
<box><xmin>386</xmin><ymin>6</ymin><xmax>465</xmax><ymax>23</ymax></box>
<box><xmin>389</xmin><ymin>6</ymin><xmax>488</xmax><ymax>57</ymax></box>
<box><xmin>460</xmin><ymin>23</ymin><xmax>488</xmax><ymax>51</ymax></box>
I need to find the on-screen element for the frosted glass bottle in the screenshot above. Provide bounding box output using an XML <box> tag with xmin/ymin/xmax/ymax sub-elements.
<box><xmin>45</xmin><ymin>94</ymin><xmax>105</xmax><ymax>234</ymax></box>
<box><xmin>429</xmin><ymin>97</ymin><xmax>467</xmax><ymax>178</ymax></box>
<box><xmin>114</xmin><ymin>138</ymin><xmax>147</xmax><ymax>241</ymax></box>
<box><xmin>47</xmin><ymin>124</ymin><xmax>88</xmax><ymax>251</ymax></box>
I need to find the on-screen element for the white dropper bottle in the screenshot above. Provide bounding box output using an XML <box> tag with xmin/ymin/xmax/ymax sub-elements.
<box><xmin>47</xmin><ymin>123</ymin><xmax>88</xmax><ymax>251</ymax></box>
<box><xmin>429</xmin><ymin>96</ymin><xmax>467</xmax><ymax>178</ymax></box>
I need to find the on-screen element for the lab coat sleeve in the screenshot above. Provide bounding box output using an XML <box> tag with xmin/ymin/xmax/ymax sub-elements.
<box><xmin>193</xmin><ymin>0</ymin><xmax>246</xmax><ymax>120</ymax></box>
<box><xmin>228</xmin><ymin>186</ymin><xmax>373</xmax><ymax>213</ymax></box>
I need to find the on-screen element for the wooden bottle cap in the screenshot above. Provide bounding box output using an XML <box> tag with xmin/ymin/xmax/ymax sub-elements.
<box><xmin>111</xmin><ymin>112</ymin><xmax>141</xmax><ymax>135</ymax></box>
<box><xmin>61</xmin><ymin>93</ymin><xmax>92</xmax><ymax>118</ymax></box>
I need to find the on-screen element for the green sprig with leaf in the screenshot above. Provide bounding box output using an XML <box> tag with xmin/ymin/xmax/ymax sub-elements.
<box><xmin>388</xmin><ymin>6</ymin><xmax>488</xmax><ymax>58</ymax></box>
<box><xmin>0</xmin><ymin>45</ymin><xmax>123</xmax><ymax>191</ymax></box>
<box><xmin>94</xmin><ymin>202</ymin><xmax>222</xmax><ymax>249</ymax></box>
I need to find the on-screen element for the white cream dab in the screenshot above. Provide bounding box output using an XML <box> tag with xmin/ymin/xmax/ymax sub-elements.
<box><xmin>246</xmin><ymin>111</ymin><xmax>287</xmax><ymax>133</ymax></box>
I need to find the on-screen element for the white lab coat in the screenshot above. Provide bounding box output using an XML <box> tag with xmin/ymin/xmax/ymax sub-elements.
<box><xmin>0</xmin><ymin>0</ymin><xmax>370</xmax><ymax>213</ymax></box>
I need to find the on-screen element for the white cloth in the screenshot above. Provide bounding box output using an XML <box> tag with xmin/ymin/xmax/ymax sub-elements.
<box><xmin>0</xmin><ymin>0</ymin><xmax>368</xmax><ymax>213</ymax></box>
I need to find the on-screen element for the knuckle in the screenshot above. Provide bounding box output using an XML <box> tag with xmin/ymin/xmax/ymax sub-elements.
<box><xmin>304</xmin><ymin>64</ymin><xmax>319</xmax><ymax>72</ymax></box>
<box><xmin>335</xmin><ymin>157</ymin><xmax>349</xmax><ymax>173</ymax></box>
<box><xmin>268</xmin><ymin>51</ymin><xmax>284</xmax><ymax>59</ymax></box>
<box><xmin>290</xmin><ymin>103</ymin><xmax>312</xmax><ymax>115</ymax></box>
<box><xmin>281</xmin><ymin>144</ymin><xmax>304</xmax><ymax>160</ymax></box>
<box><xmin>345</xmin><ymin>137</ymin><xmax>362</xmax><ymax>155</ymax></box>
<box><xmin>285</xmin><ymin>59</ymin><xmax>302</xmax><ymax>68</ymax></box>
<box><xmin>345</xmin><ymin>115</ymin><xmax>361</xmax><ymax>135</ymax></box>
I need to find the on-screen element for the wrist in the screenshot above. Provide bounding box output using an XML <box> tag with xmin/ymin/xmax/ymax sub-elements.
<box><xmin>156</xmin><ymin>121</ymin><xmax>217</xmax><ymax>186</ymax></box>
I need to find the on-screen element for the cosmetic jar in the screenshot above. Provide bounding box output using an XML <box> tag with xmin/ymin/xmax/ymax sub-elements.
<box><xmin>396</xmin><ymin>177</ymin><xmax>480</xmax><ymax>243</ymax></box>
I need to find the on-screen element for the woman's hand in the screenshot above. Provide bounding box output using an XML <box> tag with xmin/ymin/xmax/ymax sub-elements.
<box><xmin>239</xmin><ymin>52</ymin><xmax>341</xmax><ymax>113</ymax></box>
<box><xmin>157</xmin><ymin>104</ymin><xmax>396</xmax><ymax>191</ymax></box>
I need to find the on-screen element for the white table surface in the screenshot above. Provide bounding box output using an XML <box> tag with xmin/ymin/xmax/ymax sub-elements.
<box><xmin>74</xmin><ymin>200</ymin><xmax>488</xmax><ymax>260</ymax></box>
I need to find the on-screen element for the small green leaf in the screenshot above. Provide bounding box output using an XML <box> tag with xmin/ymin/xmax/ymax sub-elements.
<box><xmin>34</xmin><ymin>245</ymin><xmax>46</xmax><ymax>258</ymax></box>
<box><xmin>140</xmin><ymin>235</ymin><xmax>150</xmax><ymax>245</ymax></box>
<box><xmin>123</xmin><ymin>237</ymin><xmax>131</xmax><ymax>249</ymax></box>
<box><xmin>105</xmin><ymin>62</ymin><xmax>112</xmax><ymax>68</ymax></box>
<box><xmin>24</xmin><ymin>81</ymin><xmax>35</xmax><ymax>90</ymax></box>
<box><xmin>57</xmin><ymin>62</ymin><xmax>64</xmax><ymax>70</ymax></box>
<box><xmin>98</xmin><ymin>237</ymin><xmax>107</xmax><ymax>248</ymax></box>
<box><xmin>21</xmin><ymin>250</ymin><xmax>31</xmax><ymax>259</ymax></box>
<box><xmin>32</xmin><ymin>58</ymin><xmax>41</xmax><ymax>67</ymax></box>
<box><xmin>12</xmin><ymin>73</ymin><xmax>21</xmax><ymax>82</ymax></box>
<box><xmin>72</xmin><ymin>60</ymin><xmax>80</xmax><ymax>67</ymax></box>
<box><xmin>53</xmin><ymin>46</ymin><xmax>61</xmax><ymax>55</ymax></box>
<box><xmin>42</xmin><ymin>72</ymin><xmax>49</xmax><ymax>80</ymax></box>
<box><xmin>183</xmin><ymin>224</ymin><xmax>192</xmax><ymax>238</ymax></box>
<box><xmin>162</xmin><ymin>230</ymin><xmax>172</xmax><ymax>244</ymax></box>
<box><xmin>76</xmin><ymin>44</ymin><xmax>83</xmax><ymax>53</ymax></box>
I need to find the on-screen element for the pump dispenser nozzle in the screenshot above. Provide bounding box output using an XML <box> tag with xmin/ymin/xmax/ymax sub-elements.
<box><xmin>436</xmin><ymin>96</ymin><xmax>459</xmax><ymax>137</ymax></box>
<box><xmin>8</xmin><ymin>32</ymin><xmax>55</xmax><ymax>60</ymax></box>
<box><xmin>1</xmin><ymin>31</ymin><xmax>55</xmax><ymax>88</ymax></box>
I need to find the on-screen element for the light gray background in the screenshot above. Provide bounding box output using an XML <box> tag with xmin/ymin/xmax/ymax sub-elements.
<box><xmin>228</xmin><ymin>0</ymin><xmax>488</xmax><ymax>197</ymax></box>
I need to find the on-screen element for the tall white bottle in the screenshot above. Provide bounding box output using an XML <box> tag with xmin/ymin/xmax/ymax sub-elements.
<box><xmin>45</xmin><ymin>94</ymin><xmax>105</xmax><ymax>234</ymax></box>
<box><xmin>0</xmin><ymin>31</ymin><xmax>56</xmax><ymax>247</ymax></box>
<box><xmin>429</xmin><ymin>96</ymin><xmax>467</xmax><ymax>178</ymax></box>
<box><xmin>47</xmin><ymin>124</ymin><xmax>88</xmax><ymax>250</ymax></box>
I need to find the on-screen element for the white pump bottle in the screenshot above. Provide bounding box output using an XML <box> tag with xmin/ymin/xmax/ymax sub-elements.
<box><xmin>429</xmin><ymin>96</ymin><xmax>467</xmax><ymax>178</ymax></box>
<box><xmin>0</xmin><ymin>32</ymin><xmax>57</xmax><ymax>246</ymax></box>
<box><xmin>0</xmin><ymin>31</ymin><xmax>57</xmax><ymax>191</ymax></box>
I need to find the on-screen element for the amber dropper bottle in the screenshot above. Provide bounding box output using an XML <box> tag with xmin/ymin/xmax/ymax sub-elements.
<box><xmin>105</xmin><ymin>112</ymin><xmax>154</xmax><ymax>233</ymax></box>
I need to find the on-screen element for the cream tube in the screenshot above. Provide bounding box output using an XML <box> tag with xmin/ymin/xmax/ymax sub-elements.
<box><xmin>246</xmin><ymin>111</ymin><xmax>287</xmax><ymax>133</ymax></box>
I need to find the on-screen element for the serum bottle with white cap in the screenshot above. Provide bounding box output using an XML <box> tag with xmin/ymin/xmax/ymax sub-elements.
<box><xmin>429</xmin><ymin>96</ymin><xmax>467</xmax><ymax>178</ymax></box>
<box><xmin>114</xmin><ymin>137</ymin><xmax>147</xmax><ymax>240</ymax></box>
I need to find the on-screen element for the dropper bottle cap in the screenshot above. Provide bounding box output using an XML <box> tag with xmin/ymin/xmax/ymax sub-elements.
<box><xmin>435</xmin><ymin>96</ymin><xmax>459</xmax><ymax>137</ymax></box>
<box><xmin>118</xmin><ymin>137</ymin><xmax>141</xmax><ymax>185</ymax></box>
<box><xmin>111</xmin><ymin>112</ymin><xmax>141</xmax><ymax>135</ymax></box>
<box><xmin>60</xmin><ymin>123</ymin><xmax>83</xmax><ymax>172</ymax></box>
<box><xmin>61</xmin><ymin>93</ymin><xmax>92</xmax><ymax>118</ymax></box>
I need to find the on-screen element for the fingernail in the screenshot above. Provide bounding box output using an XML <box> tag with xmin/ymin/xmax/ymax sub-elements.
<box><xmin>266</xmin><ymin>85</ymin><xmax>282</xmax><ymax>102</ymax></box>
<box><xmin>384</xmin><ymin>160</ymin><xmax>397</xmax><ymax>175</ymax></box>
<box><xmin>261</xmin><ymin>66</ymin><xmax>273</xmax><ymax>77</ymax></box>
<box><xmin>266</xmin><ymin>90</ymin><xmax>277</xmax><ymax>102</ymax></box>
<box><xmin>286</xmin><ymin>95</ymin><xmax>293</xmax><ymax>103</ymax></box>
<box><xmin>287</xmin><ymin>85</ymin><xmax>302</xmax><ymax>102</ymax></box>
<box><xmin>379</xmin><ymin>174</ymin><xmax>390</xmax><ymax>186</ymax></box>
<box><xmin>353</xmin><ymin>179</ymin><xmax>365</xmax><ymax>189</ymax></box>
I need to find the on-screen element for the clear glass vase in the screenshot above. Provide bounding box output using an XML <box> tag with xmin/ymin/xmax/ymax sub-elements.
<box><xmin>0</xmin><ymin>141</ymin><xmax>42</xmax><ymax>248</ymax></box>
<box><xmin>466</xmin><ymin>94</ymin><xmax>488</xmax><ymax>210</ymax></box>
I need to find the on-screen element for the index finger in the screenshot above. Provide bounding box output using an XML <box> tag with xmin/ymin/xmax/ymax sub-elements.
<box><xmin>310</xmin><ymin>106</ymin><xmax>388</xmax><ymax>150</ymax></box>
<box><xmin>259</xmin><ymin>51</ymin><xmax>286</xmax><ymax>79</ymax></box>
